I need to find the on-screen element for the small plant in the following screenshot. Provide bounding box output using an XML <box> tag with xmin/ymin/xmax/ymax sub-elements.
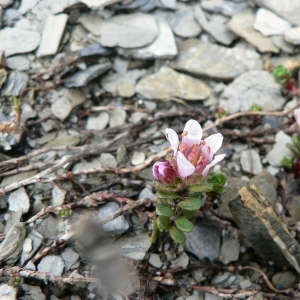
<box><xmin>250</xmin><ymin>104</ymin><xmax>262</xmax><ymax>112</ymax></box>
<box><xmin>273</xmin><ymin>65</ymin><xmax>297</xmax><ymax>92</ymax></box>
<box><xmin>152</xmin><ymin>120</ymin><xmax>226</xmax><ymax>244</ymax></box>
<box><xmin>57</xmin><ymin>207</ymin><xmax>73</xmax><ymax>218</ymax></box>
<box><xmin>215</xmin><ymin>107</ymin><xmax>229</xmax><ymax>119</ymax></box>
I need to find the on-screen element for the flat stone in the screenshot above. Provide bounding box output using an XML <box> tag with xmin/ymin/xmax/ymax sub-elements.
<box><xmin>79</xmin><ymin>43</ymin><xmax>114</xmax><ymax>57</ymax></box>
<box><xmin>171</xmin><ymin>8</ymin><xmax>202</xmax><ymax>38</ymax></box>
<box><xmin>18</xmin><ymin>0</ymin><xmax>40</xmax><ymax>14</ymax></box>
<box><xmin>79</xmin><ymin>13</ymin><xmax>104</xmax><ymax>36</ymax></box>
<box><xmin>35</xmin><ymin>216</ymin><xmax>60</xmax><ymax>239</ymax></box>
<box><xmin>288</xmin><ymin>196</ymin><xmax>300</xmax><ymax>222</ymax></box>
<box><xmin>271</xmin><ymin>36</ymin><xmax>295</xmax><ymax>54</ymax></box>
<box><xmin>220</xmin><ymin>239</ymin><xmax>240</xmax><ymax>264</ymax></box>
<box><xmin>284</xmin><ymin>26</ymin><xmax>300</xmax><ymax>45</ymax></box>
<box><xmin>201</xmin><ymin>0</ymin><xmax>248</xmax><ymax>16</ymax></box>
<box><xmin>0</xmin><ymin>27</ymin><xmax>40</xmax><ymax>57</ymax></box>
<box><xmin>1</xmin><ymin>71</ymin><xmax>28</xmax><ymax>96</ymax></box>
<box><xmin>37</xmin><ymin>255</ymin><xmax>64</xmax><ymax>276</ymax></box>
<box><xmin>171</xmin><ymin>39</ymin><xmax>262</xmax><ymax>81</ymax></box>
<box><xmin>21</xmin><ymin>284</ymin><xmax>45</xmax><ymax>300</ymax></box>
<box><xmin>51</xmin><ymin>89</ymin><xmax>86</xmax><ymax>121</ymax></box>
<box><xmin>171</xmin><ymin>252</ymin><xmax>189</xmax><ymax>269</ymax></box>
<box><xmin>220</xmin><ymin>70</ymin><xmax>285</xmax><ymax>113</ymax></box>
<box><xmin>97</xmin><ymin>202</ymin><xmax>129</xmax><ymax>235</ymax></box>
<box><xmin>211</xmin><ymin>272</ymin><xmax>231</xmax><ymax>286</ymax></box>
<box><xmin>266</xmin><ymin>131</ymin><xmax>293</xmax><ymax>167</ymax></box>
<box><xmin>131</xmin><ymin>151</ymin><xmax>145</xmax><ymax>166</ymax></box>
<box><xmin>227</xmin><ymin>9</ymin><xmax>279</xmax><ymax>53</ymax></box>
<box><xmin>37</xmin><ymin>14</ymin><xmax>68</xmax><ymax>57</ymax></box>
<box><xmin>194</xmin><ymin>6</ymin><xmax>237</xmax><ymax>45</ymax></box>
<box><xmin>253</xmin><ymin>8</ymin><xmax>291</xmax><ymax>36</ymax></box>
<box><xmin>8</xmin><ymin>187</ymin><xmax>30</xmax><ymax>214</ymax></box>
<box><xmin>98</xmin><ymin>13</ymin><xmax>158</xmax><ymax>48</ymax></box>
<box><xmin>99</xmin><ymin>153</ymin><xmax>117</xmax><ymax>168</ymax></box>
<box><xmin>79</xmin><ymin>0</ymin><xmax>122</xmax><ymax>9</ymax></box>
<box><xmin>117</xmin><ymin>83</ymin><xmax>135</xmax><ymax>98</ymax></box>
<box><xmin>109</xmin><ymin>110</ymin><xmax>126</xmax><ymax>128</ymax></box>
<box><xmin>239</xmin><ymin>279</ymin><xmax>252</xmax><ymax>289</ymax></box>
<box><xmin>21</xmin><ymin>229</ymin><xmax>43</xmax><ymax>265</ymax></box>
<box><xmin>51</xmin><ymin>185</ymin><xmax>66</xmax><ymax>207</ymax></box>
<box><xmin>149</xmin><ymin>253</ymin><xmax>162</xmax><ymax>268</ymax></box>
<box><xmin>64</xmin><ymin>62</ymin><xmax>111</xmax><ymax>88</ymax></box>
<box><xmin>86</xmin><ymin>112</ymin><xmax>109</xmax><ymax>130</ymax></box>
<box><xmin>136</xmin><ymin>66</ymin><xmax>211</xmax><ymax>100</ymax></box>
<box><xmin>0</xmin><ymin>0</ymin><xmax>12</xmax><ymax>7</ymax></box>
<box><xmin>1</xmin><ymin>171</ymin><xmax>38</xmax><ymax>188</ymax></box>
<box><xmin>6</xmin><ymin>55</ymin><xmax>30</xmax><ymax>70</ymax></box>
<box><xmin>61</xmin><ymin>247</ymin><xmax>79</xmax><ymax>271</ymax></box>
<box><xmin>253</xmin><ymin>0</ymin><xmax>300</xmax><ymax>26</ymax></box>
<box><xmin>0</xmin><ymin>223</ymin><xmax>26</xmax><ymax>266</ymax></box>
<box><xmin>0</xmin><ymin>284</ymin><xmax>17</xmax><ymax>300</ymax></box>
<box><xmin>240</xmin><ymin>149</ymin><xmax>263</xmax><ymax>175</ymax></box>
<box><xmin>22</xmin><ymin>238</ymin><xmax>32</xmax><ymax>254</ymax></box>
<box><xmin>138</xmin><ymin>188</ymin><xmax>155</xmax><ymax>200</ymax></box>
<box><xmin>272</xmin><ymin>271</ymin><xmax>297</xmax><ymax>289</ymax></box>
<box><xmin>101</xmin><ymin>69</ymin><xmax>145</xmax><ymax>96</ymax></box>
<box><xmin>185</xmin><ymin>220</ymin><xmax>221</xmax><ymax>261</ymax></box>
<box><xmin>20</xmin><ymin>104</ymin><xmax>37</xmax><ymax>125</ymax></box>
<box><xmin>117</xmin><ymin>18</ymin><xmax>177</xmax><ymax>59</ymax></box>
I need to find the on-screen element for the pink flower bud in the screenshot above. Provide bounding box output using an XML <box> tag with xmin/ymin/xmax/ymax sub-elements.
<box><xmin>153</xmin><ymin>160</ymin><xmax>177</xmax><ymax>184</ymax></box>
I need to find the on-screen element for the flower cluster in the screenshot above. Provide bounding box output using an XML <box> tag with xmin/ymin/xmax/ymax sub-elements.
<box><xmin>151</xmin><ymin>120</ymin><xmax>226</xmax><ymax>244</ymax></box>
<box><xmin>153</xmin><ymin>120</ymin><xmax>225</xmax><ymax>183</ymax></box>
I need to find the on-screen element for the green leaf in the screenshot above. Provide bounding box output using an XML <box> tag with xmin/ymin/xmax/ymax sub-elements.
<box><xmin>157</xmin><ymin>191</ymin><xmax>181</xmax><ymax>199</ymax></box>
<box><xmin>175</xmin><ymin>217</ymin><xmax>193</xmax><ymax>233</ymax></box>
<box><xmin>188</xmin><ymin>183</ymin><xmax>214</xmax><ymax>193</ymax></box>
<box><xmin>169</xmin><ymin>226</ymin><xmax>186</xmax><ymax>244</ymax></box>
<box><xmin>178</xmin><ymin>196</ymin><xmax>202</xmax><ymax>211</ymax></box>
<box><xmin>156</xmin><ymin>203</ymin><xmax>175</xmax><ymax>216</ymax></box>
<box><xmin>183</xmin><ymin>210</ymin><xmax>196</xmax><ymax>219</ymax></box>
<box><xmin>157</xmin><ymin>216</ymin><xmax>172</xmax><ymax>230</ymax></box>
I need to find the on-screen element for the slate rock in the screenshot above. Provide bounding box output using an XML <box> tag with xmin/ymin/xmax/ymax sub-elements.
<box><xmin>266</xmin><ymin>131</ymin><xmax>293</xmax><ymax>167</ymax></box>
<box><xmin>288</xmin><ymin>195</ymin><xmax>300</xmax><ymax>222</ymax></box>
<box><xmin>284</xmin><ymin>26</ymin><xmax>300</xmax><ymax>45</ymax></box>
<box><xmin>61</xmin><ymin>247</ymin><xmax>79</xmax><ymax>271</ymax></box>
<box><xmin>79</xmin><ymin>13</ymin><xmax>105</xmax><ymax>36</ymax></box>
<box><xmin>51</xmin><ymin>89</ymin><xmax>86</xmax><ymax>121</ymax></box>
<box><xmin>138</xmin><ymin>188</ymin><xmax>155</xmax><ymax>200</ymax></box>
<box><xmin>86</xmin><ymin>112</ymin><xmax>110</xmax><ymax>130</ymax></box>
<box><xmin>97</xmin><ymin>202</ymin><xmax>129</xmax><ymax>234</ymax></box>
<box><xmin>149</xmin><ymin>253</ymin><xmax>162</xmax><ymax>268</ymax></box>
<box><xmin>20</xmin><ymin>103</ymin><xmax>37</xmax><ymax>124</ymax></box>
<box><xmin>37</xmin><ymin>14</ymin><xmax>68</xmax><ymax>57</ymax></box>
<box><xmin>21</xmin><ymin>284</ymin><xmax>46</xmax><ymax>300</ymax></box>
<box><xmin>240</xmin><ymin>149</ymin><xmax>263</xmax><ymax>175</ymax></box>
<box><xmin>0</xmin><ymin>223</ymin><xmax>26</xmax><ymax>265</ymax></box>
<box><xmin>136</xmin><ymin>66</ymin><xmax>211</xmax><ymax>100</ymax></box>
<box><xmin>6</xmin><ymin>55</ymin><xmax>30</xmax><ymax>71</ymax></box>
<box><xmin>194</xmin><ymin>6</ymin><xmax>237</xmax><ymax>45</ymax></box>
<box><xmin>0</xmin><ymin>284</ymin><xmax>17</xmax><ymax>300</ymax></box>
<box><xmin>171</xmin><ymin>39</ymin><xmax>262</xmax><ymax>81</ymax></box>
<box><xmin>99</xmin><ymin>153</ymin><xmax>117</xmax><ymax>167</ymax></box>
<box><xmin>253</xmin><ymin>0</ymin><xmax>300</xmax><ymax>26</ymax></box>
<box><xmin>8</xmin><ymin>187</ymin><xmax>30</xmax><ymax>214</ymax></box>
<box><xmin>1</xmin><ymin>71</ymin><xmax>28</xmax><ymax>96</ymax></box>
<box><xmin>271</xmin><ymin>36</ymin><xmax>295</xmax><ymax>54</ymax></box>
<box><xmin>253</xmin><ymin>8</ymin><xmax>291</xmax><ymax>36</ymax></box>
<box><xmin>98</xmin><ymin>13</ymin><xmax>158</xmax><ymax>48</ymax></box>
<box><xmin>109</xmin><ymin>110</ymin><xmax>126</xmax><ymax>128</ymax></box>
<box><xmin>20</xmin><ymin>229</ymin><xmax>43</xmax><ymax>265</ymax></box>
<box><xmin>171</xmin><ymin>252</ymin><xmax>189</xmax><ymax>269</ymax></box>
<box><xmin>220</xmin><ymin>71</ymin><xmax>285</xmax><ymax>113</ymax></box>
<box><xmin>0</xmin><ymin>27</ymin><xmax>40</xmax><ymax>57</ymax></box>
<box><xmin>117</xmin><ymin>18</ymin><xmax>177</xmax><ymax>59</ymax></box>
<box><xmin>272</xmin><ymin>271</ymin><xmax>297</xmax><ymax>289</ymax></box>
<box><xmin>227</xmin><ymin>9</ymin><xmax>279</xmax><ymax>53</ymax></box>
<box><xmin>37</xmin><ymin>255</ymin><xmax>65</xmax><ymax>276</ymax></box>
<box><xmin>79</xmin><ymin>0</ymin><xmax>122</xmax><ymax>9</ymax></box>
<box><xmin>64</xmin><ymin>62</ymin><xmax>111</xmax><ymax>88</ymax></box>
<box><xmin>79</xmin><ymin>43</ymin><xmax>114</xmax><ymax>57</ymax></box>
<box><xmin>185</xmin><ymin>220</ymin><xmax>221</xmax><ymax>261</ymax></box>
<box><xmin>220</xmin><ymin>239</ymin><xmax>240</xmax><ymax>264</ymax></box>
<box><xmin>201</xmin><ymin>0</ymin><xmax>248</xmax><ymax>16</ymax></box>
<box><xmin>171</xmin><ymin>8</ymin><xmax>202</xmax><ymax>38</ymax></box>
<box><xmin>131</xmin><ymin>151</ymin><xmax>145</xmax><ymax>166</ymax></box>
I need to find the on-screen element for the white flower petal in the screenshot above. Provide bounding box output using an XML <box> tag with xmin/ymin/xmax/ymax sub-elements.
<box><xmin>204</xmin><ymin>133</ymin><xmax>223</xmax><ymax>154</ymax></box>
<box><xmin>165</xmin><ymin>128</ymin><xmax>179</xmax><ymax>156</ymax></box>
<box><xmin>177</xmin><ymin>151</ymin><xmax>195</xmax><ymax>179</ymax></box>
<box><xmin>182</xmin><ymin>120</ymin><xmax>202</xmax><ymax>146</ymax></box>
<box><xmin>202</xmin><ymin>154</ymin><xmax>226</xmax><ymax>178</ymax></box>
<box><xmin>294</xmin><ymin>108</ymin><xmax>300</xmax><ymax>127</ymax></box>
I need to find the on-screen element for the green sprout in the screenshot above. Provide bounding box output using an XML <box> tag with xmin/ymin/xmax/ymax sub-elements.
<box><xmin>281</xmin><ymin>156</ymin><xmax>293</xmax><ymax>168</ymax></box>
<box><xmin>57</xmin><ymin>207</ymin><xmax>73</xmax><ymax>218</ymax></box>
<box><xmin>272</xmin><ymin>65</ymin><xmax>291</xmax><ymax>85</ymax></box>
<box><xmin>215</xmin><ymin>107</ymin><xmax>229</xmax><ymax>119</ymax></box>
<box><xmin>250</xmin><ymin>104</ymin><xmax>262</xmax><ymax>112</ymax></box>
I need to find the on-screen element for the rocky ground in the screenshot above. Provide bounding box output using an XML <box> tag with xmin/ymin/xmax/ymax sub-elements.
<box><xmin>1</xmin><ymin>0</ymin><xmax>300</xmax><ymax>299</ymax></box>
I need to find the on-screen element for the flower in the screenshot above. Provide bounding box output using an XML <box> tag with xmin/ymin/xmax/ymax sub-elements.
<box><xmin>153</xmin><ymin>160</ymin><xmax>177</xmax><ymax>184</ymax></box>
<box><xmin>165</xmin><ymin>120</ymin><xmax>225</xmax><ymax>179</ymax></box>
<box><xmin>294</xmin><ymin>108</ymin><xmax>300</xmax><ymax>127</ymax></box>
